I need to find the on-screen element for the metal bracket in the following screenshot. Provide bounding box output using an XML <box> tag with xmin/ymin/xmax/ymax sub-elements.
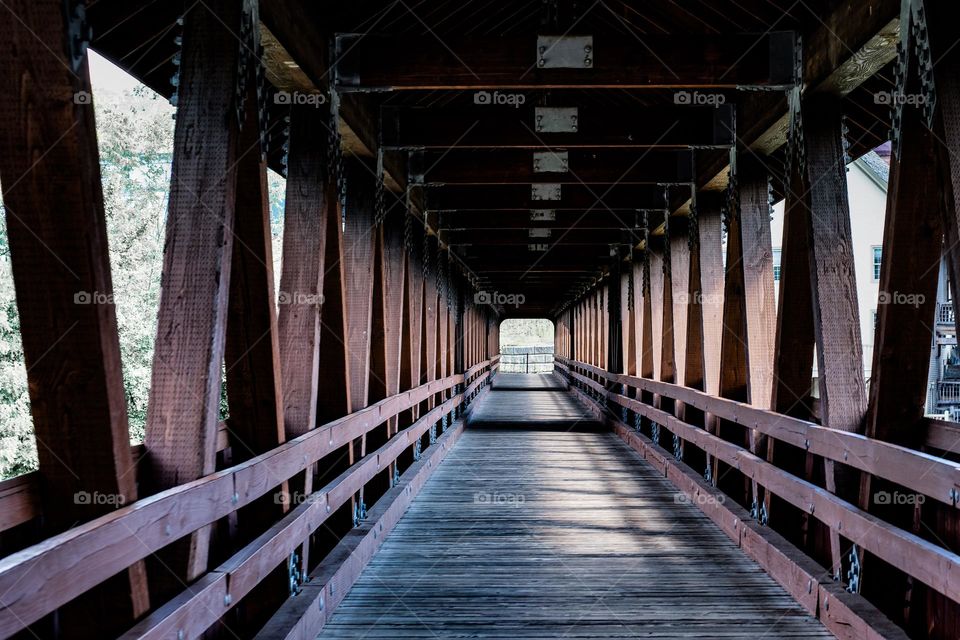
<box><xmin>288</xmin><ymin>551</ymin><xmax>303</xmax><ymax>596</ymax></box>
<box><xmin>530</xmin><ymin>209</ymin><xmax>556</xmax><ymax>221</ymax></box>
<box><xmin>535</xmin><ymin>107</ymin><xmax>579</xmax><ymax>132</ymax></box>
<box><xmin>845</xmin><ymin>544</ymin><xmax>862</xmax><ymax>594</ymax></box>
<box><xmin>537</xmin><ymin>35</ymin><xmax>594</xmax><ymax>69</ymax></box>
<box><xmin>533</xmin><ymin>151</ymin><xmax>570</xmax><ymax>173</ymax></box>
<box><xmin>531</xmin><ymin>183</ymin><xmax>562</xmax><ymax>201</ymax></box>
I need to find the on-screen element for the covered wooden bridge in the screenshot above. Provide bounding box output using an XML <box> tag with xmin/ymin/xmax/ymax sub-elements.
<box><xmin>0</xmin><ymin>0</ymin><xmax>959</xmax><ymax>638</ymax></box>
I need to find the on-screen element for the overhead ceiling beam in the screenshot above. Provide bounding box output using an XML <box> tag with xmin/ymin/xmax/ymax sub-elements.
<box><xmin>422</xmin><ymin>184</ymin><xmax>672</xmax><ymax>211</ymax></box>
<box><xmin>384</xmin><ymin>105</ymin><xmax>734</xmax><ymax>149</ymax></box>
<box><xmin>442</xmin><ymin>228</ymin><xmax>641</xmax><ymax>245</ymax></box>
<box><xmin>411</xmin><ymin>149</ymin><xmax>694</xmax><ymax>185</ymax></box>
<box><xmin>335</xmin><ymin>32</ymin><xmax>797</xmax><ymax>91</ymax></box>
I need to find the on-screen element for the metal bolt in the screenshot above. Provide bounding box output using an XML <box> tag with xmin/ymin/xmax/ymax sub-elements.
<box><xmin>224</xmin><ymin>594</ymin><xmax>232</xmax><ymax>606</ymax></box>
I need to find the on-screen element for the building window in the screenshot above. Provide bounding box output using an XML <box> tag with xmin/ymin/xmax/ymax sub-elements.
<box><xmin>772</xmin><ymin>248</ymin><xmax>781</xmax><ymax>281</ymax></box>
<box><xmin>872</xmin><ymin>246</ymin><xmax>882</xmax><ymax>281</ymax></box>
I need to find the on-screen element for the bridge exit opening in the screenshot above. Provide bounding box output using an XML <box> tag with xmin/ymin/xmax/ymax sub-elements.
<box><xmin>498</xmin><ymin>318</ymin><xmax>554</xmax><ymax>373</ymax></box>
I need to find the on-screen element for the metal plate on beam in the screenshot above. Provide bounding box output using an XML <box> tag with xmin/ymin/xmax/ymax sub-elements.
<box><xmin>529</xmin><ymin>228</ymin><xmax>552</xmax><ymax>238</ymax></box>
<box><xmin>533</xmin><ymin>151</ymin><xmax>569</xmax><ymax>173</ymax></box>
<box><xmin>535</xmin><ymin>107</ymin><xmax>578</xmax><ymax>133</ymax></box>
<box><xmin>530</xmin><ymin>209</ymin><xmax>556</xmax><ymax>221</ymax></box>
<box><xmin>537</xmin><ymin>35</ymin><xmax>593</xmax><ymax>69</ymax></box>
<box><xmin>531</xmin><ymin>184</ymin><xmax>561</xmax><ymax>201</ymax></box>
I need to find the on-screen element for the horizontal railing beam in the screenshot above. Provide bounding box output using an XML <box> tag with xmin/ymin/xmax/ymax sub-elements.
<box><xmin>0</xmin><ymin>359</ymin><xmax>497</xmax><ymax>637</ymax></box>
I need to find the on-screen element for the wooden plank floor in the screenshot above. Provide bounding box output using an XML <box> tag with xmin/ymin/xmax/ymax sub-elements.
<box><xmin>470</xmin><ymin>374</ymin><xmax>600</xmax><ymax>429</ymax></box>
<box><xmin>491</xmin><ymin>372</ymin><xmax>568</xmax><ymax>390</ymax></box>
<box><xmin>316</xmin><ymin>423</ymin><xmax>834</xmax><ymax>638</ymax></box>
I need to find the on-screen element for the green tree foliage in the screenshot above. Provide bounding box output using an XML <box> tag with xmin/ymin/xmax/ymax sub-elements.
<box><xmin>499</xmin><ymin>318</ymin><xmax>554</xmax><ymax>347</ymax></box>
<box><xmin>0</xmin><ymin>59</ymin><xmax>287</xmax><ymax>479</ymax></box>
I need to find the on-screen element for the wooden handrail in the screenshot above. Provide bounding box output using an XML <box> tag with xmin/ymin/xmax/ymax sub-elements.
<box><xmin>120</xmin><ymin>383</ymin><xmax>481</xmax><ymax>639</ymax></box>
<box><xmin>0</xmin><ymin>359</ymin><xmax>497</xmax><ymax>637</ymax></box>
<box><xmin>556</xmin><ymin>357</ymin><xmax>960</xmax><ymax>507</ymax></box>
<box><xmin>556</xmin><ymin>358</ymin><xmax>960</xmax><ymax>605</ymax></box>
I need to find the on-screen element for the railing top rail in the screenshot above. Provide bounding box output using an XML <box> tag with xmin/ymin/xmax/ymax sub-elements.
<box><xmin>555</xmin><ymin>357</ymin><xmax>960</xmax><ymax>509</ymax></box>
<box><xmin>0</xmin><ymin>358</ymin><xmax>498</xmax><ymax>636</ymax></box>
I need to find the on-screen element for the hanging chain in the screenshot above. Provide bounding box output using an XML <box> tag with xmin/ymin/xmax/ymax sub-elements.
<box><xmin>784</xmin><ymin>33</ymin><xmax>804</xmax><ymax>182</ymax></box>
<box><xmin>641</xmin><ymin>212</ymin><xmax>651</xmax><ymax>296</ymax></box>
<box><xmin>661</xmin><ymin>210</ymin><xmax>672</xmax><ymax>281</ymax></box>
<box><xmin>328</xmin><ymin>90</ymin><xmax>346</xmax><ymax>207</ymax></box>
<box><xmin>912</xmin><ymin>0</ymin><xmax>936</xmax><ymax>128</ymax></box>
<box><xmin>169</xmin><ymin>16</ymin><xmax>184</xmax><ymax>111</ymax></box>
<box><xmin>422</xmin><ymin>225</ymin><xmax>432</xmax><ymax>281</ymax></box>
<box><xmin>437</xmin><ymin>246</ymin><xmax>447</xmax><ymax>303</ymax></box>
<box><xmin>374</xmin><ymin>148</ymin><xmax>386</xmax><ymax>226</ymax></box>
<box><xmin>687</xmin><ymin>199</ymin><xmax>700</xmax><ymax>253</ymax></box>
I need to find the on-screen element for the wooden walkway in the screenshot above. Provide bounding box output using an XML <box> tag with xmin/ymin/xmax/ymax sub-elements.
<box><xmin>470</xmin><ymin>373</ymin><xmax>600</xmax><ymax>430</ymax></box>
<box><xmin>316</xmin><ymin>381</ymin><xmax>833</xmax><ymax>639</ymax></box>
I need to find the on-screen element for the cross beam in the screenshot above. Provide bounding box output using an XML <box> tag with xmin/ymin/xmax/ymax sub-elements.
<box><xmin>337</xmin><ymin>32</ymin><xmax>797</xmax><ymax>91</ymax></box>
<box><xmin>384</xmin><ymin>105</ymin><xmax>734</xmax><ymax>149</ymax></box>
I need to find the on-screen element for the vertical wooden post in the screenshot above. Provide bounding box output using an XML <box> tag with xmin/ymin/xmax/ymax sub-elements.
<box><xmin>698</xmin><ymin>196</ymin><xmax>725</xmax><ymax>398</ymax></box>
<box><xmin>224</xmin><ymin>76</ymin><xmax>285</xmax><ymax>496</ymax></box>
<box><xmin>802</xmin><ymin>94</ymin><xmax>867</xmax><ymax>578</ymax></box>
<box><xmin>0</xmin><ymin>0</ymin><xmax>149</xmax><ymax>629</ymax></box>
<box><xmin>660</xmin><ymin>227</ymin><xmax>677</xmax><ymax>387</ymax></box>
<box><xmin>649</xmin><ymin>244</ymin><xmax>664</xmax><ymax>383</ymax></box>
<box><xmin>143</xmin><ymin>0</ymin><xmax>243</xmax><ymax>587</ymax></box>
<box><xmin>277</xmin><ymin>106</ymin><xmax>330</xmax><ymax>441</ymax></box>
<box><xmin>379</xmin><ymin>204</ymin><xmax>406</xmax><ymax>480</ymax></box>
<box><xmin>275</xmin><ymin>102</ymin><xmax>333</xmax><ymax>581</ymax></box>
<box><xmin>316</xmin><ymin>191</ymin><xmax>350</xmax><ymax>425</ymax></box>
<box><xmin>671</xmin><ymin>222</ymin><xmax>690</xmax><ymax>388</ymax></box>
<box><xmin>341</xmin><ymin>156</ymin><xmax>377</xmax><ymax>521</ymax></box>
<box><xmin>716</xmin><ymin>153</ymin><xmax>775</xmax><ymax>505</ymax></box>
<box><xmin>767</xmin><ymin>168</ymin><xmax>816</xmax><ymax>539</ymax></box>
